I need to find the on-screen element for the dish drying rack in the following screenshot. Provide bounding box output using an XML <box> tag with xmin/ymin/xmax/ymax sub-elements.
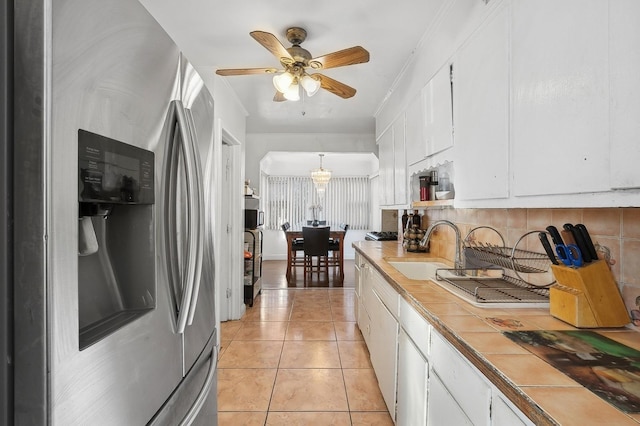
<box><xmin>435</xmin><ymin>227</ymin><xmax>554</xmax><ymax>305</ymax></box>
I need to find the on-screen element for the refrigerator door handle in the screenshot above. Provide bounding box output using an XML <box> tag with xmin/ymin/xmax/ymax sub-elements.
<box><xmin>179</xmin><ymin>345</ymin><xmax>217</xmax><ymax>426</ymax></box>
<box><xmin>164</xmin><ymin>100</ymin><xmax>197</xmax><ymax>334</ymax></box>
<box><xmin>184</xmin><ymin>109</ymin><xmax>204</xmax><ymax>326</ymax></box>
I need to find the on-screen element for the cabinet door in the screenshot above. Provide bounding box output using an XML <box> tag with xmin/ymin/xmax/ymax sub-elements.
<box><xmin>610</xmin><ymin>0</ymin><xmax>640</xmax><ymax>189</ymax></box>
<box><xmin>405</xmin><ymin>92</ymin><xmax>427</xmax><ymax>165</ymax></box>
<box><xmin>431</xmin><ymin>331</ymin><xmax>491</xmax><ymax>425</ymax></box>
<box><xmin>511</xmin><ymin>0</ymin><xmax>609</xmax><ymax>196</ymax></box>
<box><xmin>393</xmin><ymin>114</ymin><xmax>408</xmax><ymax>205</ymax></box>
<box><xmin>492</xmin><ymin>393</ymin><xmax>533</xmax><ymax>426</ymax></box>
<box><xmin>397</xmin><ymin>330</ymin><xmax>428</xmax><ymax>426</ymax></box>
<box><xmin>377</xmin><ymin>128</ymin><xmax>395</xmax><ymax>205</ymax></box>
<box><xmin>454</xmin><ymin>4</ymin><xmax>509</xmax><ymax>201</ymax></box>
<box><xmin>428</xmin><ymin>372</ymin><xmax>473</xmax><ymax>426</ymax></box>
<box><xmin>369</xmin><ymin>288</ymin><xmax>398</xmax><ymax>419</ymax></box>
<box><xmin>425</xmin><ymin>63</ymin><xmax>454</xmax><ymax>156</ymax></box>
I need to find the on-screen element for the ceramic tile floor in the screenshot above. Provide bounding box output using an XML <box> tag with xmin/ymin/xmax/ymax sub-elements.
<box><xmin>217</xmin><ymin>261</ymin><xmax>393</xmax><ymax>425</ymax></box>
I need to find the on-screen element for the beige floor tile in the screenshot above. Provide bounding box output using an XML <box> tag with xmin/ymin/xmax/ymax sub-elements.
<box><xmin>217</xmin><ymin>411</ymin><xmax>267</xmax><ymax>425</ymax></box>
<box><xmin>220</xmin><ymin>320</ymin><xmax>242</xmax><ymax>340</ymax></box>
<box><xmin>279</xmin><ymin>341</ymin><xmax>341</xmax><ymax>368</ymax></box>
<box><xmin>350</xmin><ymin>411</ymin><xmax>395</xmax><ymax>425</ymax></box>
<box><xmin>217</xmin><ymin>340</ymin><xmax>283</xmax><ymax>368</ymax></box>
<box><xmin>342</xmin><ymin>369</ymin><xmax>388</xmax><ymax>411</ymax></box>
<box><xmin>243</xmin><ymin>307</ymin><xmax>292</xmax><ymax>322</ymax></box>
<box><xmin>269</xmin><ymin>369</ymin><xmax>348</xmax><ymax>411</ymax></box>
<box><xmin>265</xmin><ymin>411</ymin><xmax>351</xmax><ymax>425</ymax></box>
<box><xmin>290</xmin><ymin>305</ymin><xmax>333</xmax><ymax>321</ymax></box>
<box><xmin>338</xmin><ymin>340</ymin><xmax>372</xmax><ymax>368</ymax></box>
<box><xmin>234</xmin><ymin>321</ymin><xmax>288</xmax><ymax>340</ymax></box>
<box><xmin>334</xmin><ymin>321</ymin><xmax>364</xmax><ymax>341</ymax></box>
<box><xmin>332</xmin><ymin>304</ymin><xmax>357</xmax><ymax>322</ymax></box>
<box><xmin>217</xmin><ymin>369</ymin><xmax>277</xmax><ymax>411</ymax></box>
<box><xmin>285</xmin><ymin>321</ymin><xmax>336</xmax><ymax>340</ymax></box>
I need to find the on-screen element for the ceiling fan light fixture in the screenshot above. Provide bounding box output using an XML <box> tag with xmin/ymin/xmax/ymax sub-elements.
<box><xmin>301</xmin><ymin>74</ymin><xmax>320</xmax><ymax>97</ymax></box>
<box><xmin>283</xmin><ymin>82</ymin><xmax>300</xmax><ymax>101</ymax></box>
<box><xmin>273</xmin><ymin>71</ymin><xmax>294</xmax><ymax>93</ymax></box>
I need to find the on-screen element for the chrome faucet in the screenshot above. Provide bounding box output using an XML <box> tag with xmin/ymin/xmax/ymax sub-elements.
<box><xmin>419</xmin><ymin>220</ymin><xmax>464</xmax><ymax>271</ymax></box>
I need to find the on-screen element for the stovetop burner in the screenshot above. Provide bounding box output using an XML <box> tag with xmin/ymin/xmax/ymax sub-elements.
<box><xmin>365</xmin><ymin>231</ymin><xmax>398</xmax><ymax>241</ymax></box>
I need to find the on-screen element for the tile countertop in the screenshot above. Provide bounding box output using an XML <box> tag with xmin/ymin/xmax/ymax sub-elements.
<box><xmin>353</xmin><ymin>240</ymin><xmax>640</xmax><ymax>426</ymax></box>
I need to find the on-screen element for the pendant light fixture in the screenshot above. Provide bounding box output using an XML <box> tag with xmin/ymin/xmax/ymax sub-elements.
<box><xmin>311</xmin><ymin>153</ymin><xmax>331</xmax><ymax>194</ymax></box>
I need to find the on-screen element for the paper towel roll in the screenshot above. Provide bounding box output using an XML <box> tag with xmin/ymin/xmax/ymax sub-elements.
<box><xmin>78</xmin><ymin>216</ymin><xmax>99</xmax><ymax>256</ymax></box>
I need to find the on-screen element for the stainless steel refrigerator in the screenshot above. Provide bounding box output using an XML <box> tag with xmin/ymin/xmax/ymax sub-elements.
<box><xmin>5</xmin><ymin>0</ymin><xmax>218</xmax><ymax>424</ymax></box>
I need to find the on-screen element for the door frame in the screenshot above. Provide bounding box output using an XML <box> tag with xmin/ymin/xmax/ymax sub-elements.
<box><xmin>214</xmin><ymin>118</ymin><xmax>244</xmax><ymax>322</ymax></box>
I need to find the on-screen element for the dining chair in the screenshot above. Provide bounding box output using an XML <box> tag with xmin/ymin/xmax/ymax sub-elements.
<box><xmin>281</xmin><ymin>222</ymin><xmax>304</xmax><ymax>268</ymax></box>
<box><xmin>328</xmin><ymin>223</ymin><xmax>348</xmax><ymax>277</ymax></box>
<box><xmin>302</xmin><ymin>226</ymin><xmax>333</xmax><ymax>284</ymax></box>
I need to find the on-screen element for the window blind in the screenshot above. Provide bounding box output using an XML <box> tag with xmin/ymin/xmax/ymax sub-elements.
<box><xmin>263</xmin><ymin>175</ymin><xmax>370</xmax><ymax>230</ymax></box>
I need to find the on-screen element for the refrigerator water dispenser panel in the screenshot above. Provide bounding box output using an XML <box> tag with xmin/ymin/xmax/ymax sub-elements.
<box><xmin>79</xmin><ymin>129</ymin><xmax>154</xmax><ymax>204</ymax></box>
<box><xmin>78</xmin><ymin>130</ymin><xmax>156</xmax><ymax>350</ymax></box>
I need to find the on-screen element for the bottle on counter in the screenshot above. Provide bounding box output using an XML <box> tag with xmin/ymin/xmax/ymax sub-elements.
<box><xmin>401</xmin><ymin>209</ymin><xmax>409</xmax><ymax>230</ymax></box>
<box><xmin>413</xmin><ymin>210</ymin><xmax>421</xmax><ymax>227</ymax></box>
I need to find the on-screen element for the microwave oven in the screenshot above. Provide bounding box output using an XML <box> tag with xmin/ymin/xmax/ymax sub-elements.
<box><xmin>244</xmin><ymin>209</ymin><xmax>263</xmax><ymax>229</ymax></box>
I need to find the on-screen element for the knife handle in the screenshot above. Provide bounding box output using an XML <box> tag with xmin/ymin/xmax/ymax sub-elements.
<box><xmin>576</xmin><ymin>224</ymin><xmax>598</xmax><ymax>260</ymax></box>
<box><xmin>538</xmin><ymin>232</ymin><xmax>559</xmax><ymax>265</ymax></box>
<box><xmin>564</xmin><ymin>223</ymin><xmax>592</xmax><ymax>263</ymax></box>
<box><xmin>546</xmin><ymin>226</ymin><xmax>564</xmax><ymax>246</ymax></box>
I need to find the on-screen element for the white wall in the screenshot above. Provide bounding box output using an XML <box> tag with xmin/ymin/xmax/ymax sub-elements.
<box><xmin>245</xmin><ymin>132</ymin><xmax>377</xmax><ymax>194</ymax></box>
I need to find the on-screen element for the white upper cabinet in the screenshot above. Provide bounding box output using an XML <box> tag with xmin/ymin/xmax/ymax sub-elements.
<box><xmin>511</xmin><ymin>0</ymin><xmax>609</xmax><ymax>197</ymax></box>
<box><xmin>393</xmin><ymin>114</ymin><xmax>408</xmax><ymax>205</ymax></box>
<box><xmin>610</xmin><ymin>0</ymin><xmax>640</xmax><ymax>189</ymax></box>
<box><xmin>405</xmin><ymin>92</ymin><xmax>427</xmax><ymax>165</ymax></box>
<box><xmin>454</xmin><ymin>4</ymin><xmax>509</xmax><ymax>201</ymax></box>
<box><xmin>378</xmin><ymin>127</ymin><xmax>395</xmax><ymax>206</ymax></box>
<box><xmin>425</xmin><ymin>63</ymin><xmax>454</xmax><ymax>157</ymax></box>
<box><xmin>378</xmin><ymin>114</ymin><xmax>408</xmax><ymax>207</ymax></box>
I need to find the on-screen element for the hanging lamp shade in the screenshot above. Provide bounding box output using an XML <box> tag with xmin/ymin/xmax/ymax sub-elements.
<box><xmin>311</xmin><ymin>153</ymin><xmax>331</xmax><ymax>194</ymax></box>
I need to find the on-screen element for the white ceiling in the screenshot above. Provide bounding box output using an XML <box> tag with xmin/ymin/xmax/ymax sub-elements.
<box><xmin>139</xmin><ymin>0</ymin><xmax>446</xmax><ymax>134</ymax></box>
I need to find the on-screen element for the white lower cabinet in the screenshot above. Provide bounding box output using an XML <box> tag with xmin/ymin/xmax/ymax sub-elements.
<box><xmin>428</xmin><ymin>371</ymin><xmax>474</xmax><ymax>426</ymax></box>
<box><xmin>431</xmin><ymin>331</ymin><xmax>492</xmax><ymax>425</ymax></box>
<box><xmin>397</xmin><ymin>329</ymin><xmax>428</xmax><ymax>426</ymax></box>
<box><xmin>355</xmin><ymin>259</ymin><xmax>398</xmax><ymax>420</ymax></box>
<box><xmin>491</xmin><ymin>392</ymin><xmax>534</xmax><ymax>426</ymax></box>
<box><xmin>356</xmin><ymin>257</ymin><xmax>533</xmax><ymax>425</ymax></box>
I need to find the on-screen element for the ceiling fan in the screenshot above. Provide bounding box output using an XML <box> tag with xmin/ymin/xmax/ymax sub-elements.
<box><xmin>215</xmin><ymin>27</ymin><xmax>370</xmax><ymax>102</ymax></box>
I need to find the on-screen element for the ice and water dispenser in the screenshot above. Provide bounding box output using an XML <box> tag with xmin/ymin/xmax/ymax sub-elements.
<box><xmin>78</xmin><ymin>130</ymin><xmax>155</xmax><ymax>349</ymax></box>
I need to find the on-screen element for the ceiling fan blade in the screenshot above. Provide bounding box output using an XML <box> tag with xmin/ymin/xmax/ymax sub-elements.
<box><xmin>215</xmin><ymin>67</ymin><xmax>278</xmax><ymax>76</ymax></box>
<box><xmin>273</xmin><ymin>91</ymin><xmax>286</xmax><ymax>102</ymax></box>
<box><xmin>314</xmin><ymin>74</ymin><xmax>356</xmax><ymax>99</ymax></box>
<box><xmin>250</xmin><ymin>31</ymin><xmax>294</xmax><ymax>64</ymax></box>
<box><xmin>309</xmin><ymin>46</ymin><xmax>370</xmax><ymax>70</ymax></box>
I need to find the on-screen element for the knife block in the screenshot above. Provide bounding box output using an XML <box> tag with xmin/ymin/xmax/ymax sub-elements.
<box><xmin>549</xmin><ymin>260</ymin><xmax>630</xmax><ymax>328</ymax></box>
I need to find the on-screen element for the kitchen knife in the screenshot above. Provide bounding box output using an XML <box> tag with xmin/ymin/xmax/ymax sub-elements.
<box><xmin>563</xmin><ymin>223</ymin><xmax>592</xmax><ymax>263</ymax></box>
<box><xmin>538</xmin><ymin>232</ymin><xmax>559</xmax><ymax>265</ymax></box>
<box><xmin>545</xmin><ymin>226</ymin><xmax>564</xmax><ymax>246</ymax></box>
<box><xmin>576</xmin><ymin>223</ymin><xmax>598</xmax><ymax>260</ymax></box>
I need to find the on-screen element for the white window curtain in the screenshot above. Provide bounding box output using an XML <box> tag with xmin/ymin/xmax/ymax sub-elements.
<box><xmin>263</xmin><ymin>175</ymin><xmax>370</xmax><ymax>230</ymax></box>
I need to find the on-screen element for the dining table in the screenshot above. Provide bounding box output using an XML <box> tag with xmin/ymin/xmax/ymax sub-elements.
<box><xmin>285</xmin><ymin>226</ymin><xmax>345</xmax><ymax>283</ymax></box>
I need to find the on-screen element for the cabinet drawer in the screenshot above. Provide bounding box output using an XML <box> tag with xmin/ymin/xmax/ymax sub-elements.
<box><xmin>399</xmin><ymin>297</ymin><xmax>430</xmax><ymax>356</ymax></box>
<box><xmin>431</xmin><ymin>332</ymin><xmax>491</xmax><ymax>425</ymax></box>
<box><xmin>370</xmin><ymin>268</ymin><xmax>399</xmax><ymax>318</ymax></box>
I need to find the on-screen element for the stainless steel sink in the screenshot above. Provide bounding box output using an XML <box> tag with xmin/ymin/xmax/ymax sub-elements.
<box><xmin>386</xmin><ymin>258</ymin><xmax>549</xmax><ymax>308</ymax></box>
